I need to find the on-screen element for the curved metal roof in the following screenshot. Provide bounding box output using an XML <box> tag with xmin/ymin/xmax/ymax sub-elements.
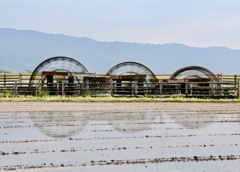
<box><xmin>106</xmin><ymin>61</ymin><xmax>157</xmax><ymax>81</ymax></box>
<box><xmin>169</xmin><ymin>66</ymin><xmax>219</xmax><ymax>82</ymax></box>
<box><xmin>29</xmin><ymin>56</ymin><xmax>88</xmax><ymax>83</ymax></box>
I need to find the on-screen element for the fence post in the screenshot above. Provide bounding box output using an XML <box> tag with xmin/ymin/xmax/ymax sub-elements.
<box><xmin>79</xmin><ymin>83</ymin><xmax>81</xmax><ymax>96</ymax></box>
<box><xmin>130</xmin><ymin>81</ymin><xmax>133</xmax><ymax>96</ymax></box>
<box><xmin>13</xmin><ymin>81</ymin><xmax>18</xmax><ymax>96</ymax></box>
<box><xmin>86</xmin><ymin>80</ymin><xmax>89</xmax><ymax>95</ymax></box>
<box><xmin>110</xmin><ymin>80</ymin><xmax>114</xmax><ymax>96</ymax></box>
<box><xmin>238</xmin><ymin>79</ymin><xmax>240</xmax><ymax>98</ymax></box>
<box><xmin>37</xmin><ymin>80</ymin><xmax>41</xmax><ymax>96</ymax></box>
<box><xmin>19</xmin><ymin>73</ymin><xmax>22</xmax><ymax>83</ymax></box>
<box><xmin>211</xmin><ymin>79</ymin><xmax>214</xmax><ymax>96</ymax></box>
<box><xmin>34</xmin><ymin>84</ymin><xmax>38</xmax><ymax>96</ymax></box>
<box><xmin>57</xmin><ymin>84</ymin><xmax>59</xmax><ymax>95</ymax></box>
<box><xmin>159</xmin><ymin>80</ymin><xmax>163</xmax><ymax>95</ymax></box>
<box><xmin>189</xmin><ymin>84</ymin><xmax>192</xmax><ymax>96</ymax></box>
<box><xmin>4</xmin><ymin>74</ymin><xmax>6</xmax><ymax>87</ymax></box>
<box><xmin>217</xmin><ymin>73</ymin><xmax>223</xmax><ymax>82</ymax></box>
<box><xmin>135</xmin><ymin>80</ymin><xmax>138</xmax><ymax>96</ymax></box>
<box><xmin>62</xmin><ymin>81</ymin><xmax>65</xmax><ymax>95</ymax></box>
<box><xmin>185</xmin><ymin>80</ymin><xmax>188</xmax><ymax>96</ymax></box>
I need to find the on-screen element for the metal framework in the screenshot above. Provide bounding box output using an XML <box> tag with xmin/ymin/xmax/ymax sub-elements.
<box><xmin>106</xmin><ymin>61</ymin><xmax>157</xmax><ymax>95</ymax></box>
<box><xmin>29</xmin><ymin>56</ymin><xmax>89</xmax><ymax>84</ymax></box>
<box><xmin>106</xmin><ymin>61</ymin><xmax>157</xmax><ymax>81</ymax></box>
<box><xmin>169</xmin><ymin>66</ymin><xmax>220</xmax><ymax>96</ymax></box>
<box><xmin>169</xmin><ymin>66</ymin><xmax>219</xmax><ymax>82</ymax></box>
<box><xmin>0</xmin><ymin>60</ymin><xmax>239</xmax><ymax>98</ymax></box>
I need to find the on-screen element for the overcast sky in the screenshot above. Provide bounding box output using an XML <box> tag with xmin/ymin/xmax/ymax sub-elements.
<box><xmin>1</xmin><ymin>0</ymin><xmax>240</xmax><ymax>49</ymax></box>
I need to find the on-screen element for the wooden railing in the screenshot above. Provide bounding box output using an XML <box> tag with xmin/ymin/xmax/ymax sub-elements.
<box><xmin>0</xmin><ymin>73</ymin><xmax>239</xmax><ymax>98</ymax></box>
<box><xmin>1</xmin><ymin>73</ymin><xmax>240</xmax><ymax>83</ymax></box>
<box><xmin>0</xmin><ymin>80</ymin><xmax>238</xmax><ymax>98</ymax></box>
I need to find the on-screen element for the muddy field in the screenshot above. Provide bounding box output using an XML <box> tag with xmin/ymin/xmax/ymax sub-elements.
<box><xmin>0</xmin><ymin>102</ymin><xmax>240</xmax><ymax>171</ymax></box>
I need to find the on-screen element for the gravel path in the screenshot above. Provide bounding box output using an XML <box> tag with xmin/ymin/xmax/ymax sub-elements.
<box><xmin>0</xmin><ymin>102</ymin><xmax>240</xmax><ymax>113</ymax></box>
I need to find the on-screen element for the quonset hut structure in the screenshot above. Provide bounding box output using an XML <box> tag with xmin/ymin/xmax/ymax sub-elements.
<box><xmin>170</xmin><ymin>66</ymin><xmax>219</xmax><ymax>82</ymax></box>
<box><xmin>29</xmin><ymin>56</ymin><xmax>90</xmax><ymax>95</ymax></box>
<box><xmin>169</xmin><ymin>66</ymin><xmax>220</xmax><ymax>96</ymax></box>
<box><xmin>106</xmin><ymin>61</ymin><xmax>157</xmax><ymax>96</ymax></box>
<box><xmin>0</xmin><ymin>55</ymin><xmax>235</xmax><ymax>97</ymax></box>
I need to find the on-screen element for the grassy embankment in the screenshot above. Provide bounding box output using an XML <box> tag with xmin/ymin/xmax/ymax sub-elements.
<box><xmin>0</xmin><ymin>95</ymin><xmax>240</xmax><ymax>102</ymax></box>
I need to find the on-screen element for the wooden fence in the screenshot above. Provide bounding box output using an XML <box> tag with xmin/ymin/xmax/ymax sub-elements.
<box><xmin>0</xmin><ymin>73</ymin><xmax>240</xmax><ymax>98</ymax></box>
<box><xmin>1</xmin><ymin>73</ymin><xmax>239</xmax><ymax>83</ymax></box>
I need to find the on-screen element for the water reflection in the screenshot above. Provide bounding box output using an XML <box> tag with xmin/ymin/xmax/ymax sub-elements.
<box><xmin>31</xmin><ymin>111</ymin><xmax>217</xmax><ymax>138</ymax></box>
<box><xmin>238</xmin><ymin>114</ymin><xmax>240</xmax><ymax>127</ymax></box>
<box><xmin>107</xmin><ymin>111</ymin><xmax>157</xmax><ymax>133</ymax></box>
<box><xmin>169</xmin><ymin>112</ymin><xmax>215</xmax><ymax>129</ymax></box>
<box><xmin>31</xmin><ymin>111</ymin><xmax>88</xmax><ymax>138</ymax></box>
<box><xmin>31</xmin><ymin>111</ymin><xmax>158</xmax><ymax>137</ymax></box>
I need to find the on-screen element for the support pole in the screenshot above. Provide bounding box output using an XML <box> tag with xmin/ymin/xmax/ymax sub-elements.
<box><xmin>110</xmin><ymin>80</ymin><xmax>114</xmax><ymax>96</ymax></box>
<box><xmin>62</xmin><ymin>81</ymin><xmax>65</xmax><ymax>95</ymax></box>
<box><xmin>135</xmin><ymin>80</ymin><xmax>138</xmax><ymax>96</ymax></box>
<box><xmin>38</xmin><ymin>80</ymin><xmax>42</xmax><ymax>96</ymax></box>
<box><xmin>86</xmin><ymin>80</ymin><xmax>89</xmax><ymax>95</ymax></box>
<box><xmin>4</xmin><ymin>74</ymin><xmax>6</xmax><ymax>87</ymax></box>
<box><xmin>185</xmin><ymin>80</ymin><xmax>188</xmax><ymax>96</ymax></box>
<box><xmin>159</xmin><ymin>80</ymin><xmax>163</xmax><ymax>95</ymax></box>
<box><xmin>13</xmin><ymin>81</ymin><xmax>18</xmax><ymax>96</ymax></box>
<box><xmin>19</xmin><ymin>73</ymin><xmax>22</xmax><ymax>83</ymax></box>
<box><xmin>79</xmin><ymin>83</ymin><xmax>81</xmax><ymax>96</ymax></box>
<box><xmin>189</xmin><ymin>84</ymin><xmax>192</xmax><ymax>96</ymax></box>
<box><xmin>238</xmin><ymin>79</ymin><xmax>240</xmax><ymax>98</ymax></box>
<box><xmin>211</xmin><ymin>79</ymin><xmax>214</xmax><ymax>96</ymax></box>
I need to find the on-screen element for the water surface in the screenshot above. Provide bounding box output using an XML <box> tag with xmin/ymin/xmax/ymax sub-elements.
<box><xmin>0</xmin><ymin>110</ymin><xmax>239</xmax><ymax>171</ymax></box>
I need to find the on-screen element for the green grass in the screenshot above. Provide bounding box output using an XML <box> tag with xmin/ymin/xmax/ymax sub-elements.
<box><xmin>0</xmin><ymin>95</ymin><xmax>240</xmax><ymax>102</ymax></box>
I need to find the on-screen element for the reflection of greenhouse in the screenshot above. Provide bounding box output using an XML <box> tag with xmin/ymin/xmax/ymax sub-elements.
<box><xmin>31</xmin><ymin>111</ymin><xmax>88</xmax><ymax>138</ymax></box>
<box><xmin>169</xmin><ymin>112</ymin><xmax>216</xmax><ymax>129</ymax></box>
<box><xmin>31</xmin><ymin>110</ymin><xmax>158</xmax><ymax>138</ymax></box>
<box><xmin>0</xmin><ymin>56</ymin><xmax>239</xmax><ymax>97</ymax></box>
<box><xmin>107</xmin><ymin>111</ymin><xmax>156</xmax><ymax>132</ymax></box>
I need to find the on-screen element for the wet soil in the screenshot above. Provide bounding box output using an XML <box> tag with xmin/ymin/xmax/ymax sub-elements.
<box><xmin>0</xmin><ymin>102</ymin><xmax>239</xmax><ymax>171</ymax></box>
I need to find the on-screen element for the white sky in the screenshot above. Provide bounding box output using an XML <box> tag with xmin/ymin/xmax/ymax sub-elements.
<box><xmin>1</xmin><ymin>0</ymin><xmax>240</xmax><ymax>49</ymax></box>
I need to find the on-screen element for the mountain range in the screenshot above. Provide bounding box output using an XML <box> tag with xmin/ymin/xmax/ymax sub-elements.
<box><xmin>0</xmin><ymin>28</ymin><xmax>240</xmax><ymax>74</ymax></box>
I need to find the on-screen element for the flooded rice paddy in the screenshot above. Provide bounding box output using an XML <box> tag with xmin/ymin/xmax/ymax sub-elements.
<box><xmin>0</xmin><ymin>102</ymin><xmax>240</xmax><ymax>171</ymax></box>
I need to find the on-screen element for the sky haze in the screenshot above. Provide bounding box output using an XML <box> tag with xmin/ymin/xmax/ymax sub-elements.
<box><xmin>0</xmin><ymin>0</ymin><xmax>240</xmax><ymax>49</ymax></box>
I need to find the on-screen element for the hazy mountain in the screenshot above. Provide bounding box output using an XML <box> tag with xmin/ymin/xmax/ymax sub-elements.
<box><xmin>0</xmin><ymin>28</ymin><xmax>240</xmax><ymax>74</ymax></box>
